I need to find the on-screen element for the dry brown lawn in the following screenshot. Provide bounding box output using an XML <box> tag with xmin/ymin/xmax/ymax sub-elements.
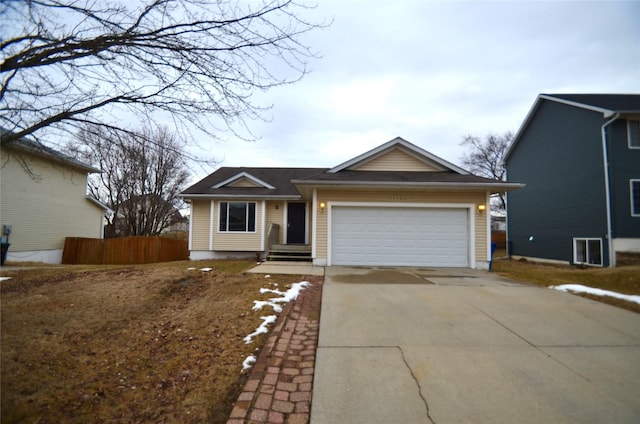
<box><xmin>0</xmin><ymin>260</ymin><xmax>309</xmax><ymax>423</ymax></box>
<box><xmin>492</xmin><ymin>258</ymin><xmax>640</xmax><ymax>313</ymax></box>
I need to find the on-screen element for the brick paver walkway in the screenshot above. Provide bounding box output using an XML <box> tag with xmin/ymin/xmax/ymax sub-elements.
<box><xmin>227</xmin><ymin>276</ymin><xmax>323</xmax><ymax>424</ymax></box>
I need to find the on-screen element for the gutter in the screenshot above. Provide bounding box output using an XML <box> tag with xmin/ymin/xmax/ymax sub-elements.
<box><xmin>292</xmin><ymin>179</ymin><xmax>525</xmax><ymax>192</ymax></box>
<box><xmin>601</xmin><ymin>113</ymin><xmax>619</xmax><ymax>267</ymax></box>
<box><xmin>86</xmin><ymin>196</ymin><xmax>113</xmax><ymax>213</ymax></box>
<box><xmin>179</xmin><ymin>194</ymin><xmax>302</xmax><ymax>200</ymax></box>
<box><xmin>4</xmin><ymin>137</ymin><xmax>102</xmax><ymax>174</ymax></box>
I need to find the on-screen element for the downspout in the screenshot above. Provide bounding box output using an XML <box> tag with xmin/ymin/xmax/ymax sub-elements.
<box><xmin>601</xmin><ymin>113</ymin><xmax>619</xmax><ymax>267</ymax></box>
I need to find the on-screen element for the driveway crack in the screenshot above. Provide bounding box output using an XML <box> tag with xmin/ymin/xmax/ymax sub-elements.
<box><xmin>397</xmin><ymin>345</ymin><xmax>436</xmax><ymax>424</ymax></box>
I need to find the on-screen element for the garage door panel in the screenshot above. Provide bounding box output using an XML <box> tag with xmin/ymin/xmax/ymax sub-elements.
<box><xmin>331</xmin><ymin>206</ymin><xmax>469</xmax><ymax>267</ymax></box>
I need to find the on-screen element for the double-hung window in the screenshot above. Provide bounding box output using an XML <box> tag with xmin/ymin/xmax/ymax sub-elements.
<box><xmin>219</xmin><ymin>202</ymin><xmax>256</xmax><ymax>232</ymax></box>
<box><xmin>573</xmin><ymin>238</ymin><xmax>603</xmax><ymax>266</ymax></box>
<box><xmin>631</xmin><ymin>180</ymin><xmax>640</xmax><ymax>217</ymax></box>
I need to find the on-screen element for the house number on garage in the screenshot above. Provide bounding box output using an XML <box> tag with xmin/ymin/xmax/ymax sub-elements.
<box><xmin>390</xmin><ymin>195</ymin><xmax>410</xmax><ymax>201</ymax></box>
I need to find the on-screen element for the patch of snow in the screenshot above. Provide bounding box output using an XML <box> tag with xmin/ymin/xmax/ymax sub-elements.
<box><xmin>0</xmin><ymin>277</ymin><xmax>12</xmax><ymax>281</ymax></box>
<box><xmin>264</xmin><ymin>274</ymin><xmax>271</xmax><ymax>278</ymax></box>
<box><xmin>242</xmin><ymin>281</ymin><xmax>311</xmax><ymax>347</ymax></box>
<box><xmin>187</xmin><ymin>267</ymin><xmax>196</xmax><ymax>271</ymax></box>
<box><xmin>260</xmin><ymin>287</ymin><xmax>285</xmax><ymax>296</ymax></box>
<box><xmin>252</xmin><ymin>300</ymin><xmax>283</xmax><ymax>313</ymax></box>
<box><xmin>242</xmin><ymin>355</ymin><xmax>256</xmax><ymax>371</ymax></box>
<box><xmin>243</xmin><ymin>315</ymin><xmax>277</xmax><ymax>344</ymax></box>
<box><xmin>550</xmin><ymin>284</ymin><xmax>640</xmax><ymax>305</ymax></box>
<box><xmin>254</xmin><ymin>281</ymin><xmax>311</xmax><ymax>313</ymax></box>
<box><xmin>199</xmin><ymin>268</ymin><xmax>213</xmax><ymax>272</ymax></box>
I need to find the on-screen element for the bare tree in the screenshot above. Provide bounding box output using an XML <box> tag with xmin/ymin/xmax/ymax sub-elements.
<box><xmin>71</xmin><ymin>124</ymin><xmax>190</xmax><ymax>237</ymax></box>
<box><xmin>1</xmin><ymin>0</ymin><xmax>323</xmax><ymax>146</ymax></box>
<box><xmin>459</xmin><ymin>132</ymin><xmax>513</xmax><ymax>213</ymax></box>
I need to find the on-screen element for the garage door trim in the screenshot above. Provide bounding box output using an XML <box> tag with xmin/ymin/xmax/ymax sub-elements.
<box><xmin>326</xmin><ymin>202</ymin><xmax>476</xmax><ymax>268</ymax></box>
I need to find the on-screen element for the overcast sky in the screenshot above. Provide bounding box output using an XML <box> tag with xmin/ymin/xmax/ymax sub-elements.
<box><xmin>189</xmin><ymin>0</ymin><xmax>639</xmax><ymax>181</ymax></box>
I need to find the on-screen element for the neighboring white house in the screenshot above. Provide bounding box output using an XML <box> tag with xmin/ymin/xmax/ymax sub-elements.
<box><xmin>1</xmin><ymin>130</ymin><xmax>108</xmax><ymax>264</ymax></box>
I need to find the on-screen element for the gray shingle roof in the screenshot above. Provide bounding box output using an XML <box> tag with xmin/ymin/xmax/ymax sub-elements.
<box><xmin>181</xmin><ymin>167</ymin><xmax>328</xmax><ymax>198</ymax></box>
<box><xmin>182</xmin><ymin>137</ymin><xmax>524</xmax><ymax>199</ymax></box>
<box><xmin>1</xmin><ymin>127</ymin><xmax>101</xmax><ymax>173</ymax></box>
<box><xmin>182</xmin><ymin>167</ymin><xmax>521</xmax><ymax>198</ymax></box>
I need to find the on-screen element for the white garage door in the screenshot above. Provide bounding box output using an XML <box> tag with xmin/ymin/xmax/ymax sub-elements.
<box><xmin>331</xmin><ymin>206</ymin><xmax>469</xmax><ymax>267</ymax></box>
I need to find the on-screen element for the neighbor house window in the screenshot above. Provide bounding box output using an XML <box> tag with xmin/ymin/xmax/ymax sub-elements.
<box><xmin>573</xmin><ymin>238</ymin><xmax>603</xmax><ymax>266</ymax></box>
<box><xmin>629</xmin><ymin>120</ymin><xmax>640</xmax><ymax>148</ymax></box>
<box><xmin>631</xmin><ymin>180</ymin><xmax>640</xmax><ymax>217</ymax></box>
<box><xmin>219</xmin><ymin>202</ymin><xmax>256</xmax><ymax>232</ymax></box>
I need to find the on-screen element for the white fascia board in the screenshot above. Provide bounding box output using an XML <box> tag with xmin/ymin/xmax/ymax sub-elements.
<box><xmin>537</xmin><ymin>96</ymin><xmax>640</xmax><ymax>119</ymax></box>
<box><xmin>505</xmin><ymin>94</ymin><xmax>542</xmax><ymax>161</ymax></box>
<box><xmin>9</xmin><ymin>139</ymin><xmax>102</xmax><ymax>173</ymax></box>
<box><xmin>505</xmin><ymin>94</ymin><xmax>621</xmax><ymax>162</ymax></box>
<box><xmin>86</xmin><ymin>196</ymin><xmax>113</xmax><ymax>213</ymax></box>
<box><xmin>212</xmin><ymin>171</ymin><xmax>275</xmax><ymax>189</ymax></box>
<box><xmin>393</xmin><ymin>140</ymin><xmax>470</xmax><ymax>174</ymax></box>
<box><xmin>539</xmin><ymin>94</ymin><xmax>613</xmax><ymax>115</ymax></box>
<box><xmin>181</xmin><ymin>194</ymin><xmax>301</xmax><ymax>200</ymax></box>
<box><xmin>328</xmin><ymin>137</ymin><xmax>470</xmax><ymax>175</ymax></box>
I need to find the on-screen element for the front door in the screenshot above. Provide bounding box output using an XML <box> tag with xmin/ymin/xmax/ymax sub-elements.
<box><xmin>287</xmin><ymin>202</ymin><xmax>306</xmax><ymax>244</ymax></box>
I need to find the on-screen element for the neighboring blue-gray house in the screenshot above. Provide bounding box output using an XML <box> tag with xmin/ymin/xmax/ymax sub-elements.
<box><xmin>504</xmin><ymin>94</ymin><xmax>640</xmax><ymax>267</ymax></box>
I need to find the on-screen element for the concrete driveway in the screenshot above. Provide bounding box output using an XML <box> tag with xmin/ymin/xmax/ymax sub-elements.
<box><xmin>311</xmin><ymin>267</ymin><xmax>640</xmax><ymax>424</ymax></box>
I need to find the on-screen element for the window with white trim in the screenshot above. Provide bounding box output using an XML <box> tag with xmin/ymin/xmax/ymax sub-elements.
<box><xmin>573</xmin><ymin>238</ymin><xmax>602</xmax><ymax>266</ymax></box>
<box><xmin>219</xmin><ymin>202</ymin><xmax>256</xmax><ymax>232</ymax></box>
<box><xmin>629</xmin><ymin>120</ymin><xmax>640</xmax><ymax>149</ymax></box>
<box><xmin>631</xmin><ymin>180</ymin><xmax>640</xmax><ymax>217</ymax></box>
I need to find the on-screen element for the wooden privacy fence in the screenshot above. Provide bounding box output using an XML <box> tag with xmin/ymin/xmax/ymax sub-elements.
<box><xmin>62</xmin><ymin>236</ymin><xmax>189</xmax><ymax>265</ymax></box>
<box><xmin>492</xmin><ymin>231</ymin><xmax>507</xmax><ymax>249</ymax></box>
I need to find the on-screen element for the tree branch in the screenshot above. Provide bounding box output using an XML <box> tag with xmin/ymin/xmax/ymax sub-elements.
<box><xmin>1</xmin><ymin>0</ymin><xmax>325</xmax><ymax>146</ymax></box>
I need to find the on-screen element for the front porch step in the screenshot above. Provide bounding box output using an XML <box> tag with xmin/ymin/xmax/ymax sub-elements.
<box><xmin>267</xmin><ymin>244</ymin><xmax>312</xmax><ymax>262</ymax></box>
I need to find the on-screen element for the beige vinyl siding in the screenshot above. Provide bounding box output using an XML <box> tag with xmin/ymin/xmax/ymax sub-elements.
<box><xmin>315</xmin><ymin>199</ymin><xmax>328</xmax><ymax>259</ymax></box>
<box><xmin>353</xmin><ymin>148</ymin><xmax>442</xmax><ymax>172</ymax></box>
<box><xmin>213</xmin><ymin>200</ymin><xmax>263</xmax><ymax>251</ymax></box>
<box><xmin>315</xmin><ymin>189</ymin><xmax>488</xmax><ymax>263</ymax></box>
<box><xmin>265</xmin><ymin>200</ymin><xmax>285</xmax><ymax>244</ymax></box>
<box><xmin>0</xmin><ymin>149</ymin><xmax>104</xmax><ymax>252</ymax></box>
<box><xmin>190</xmin><ymin>199</ymin><xmax>212</xmax><ymax>250</ymax></box>
<box><xmin>229</xmin><ymin>177</ymin><xmax>262</xmax><ymax>188</ymax></box>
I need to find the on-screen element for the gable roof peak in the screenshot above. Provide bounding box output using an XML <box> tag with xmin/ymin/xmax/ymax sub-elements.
<box><xmin>505</xmin><ymin>93</ymin><xmax>640</xmax><ymax>161</ymax></box>
<box><xmin>328</xmin><ymin>137</ymin><xmax>468</xmax><ymax>174</ymax></box>
<box><xmin>212</xmin><ymin>170</ymin><xmax>276</xmax><ymax>189</ymax></box>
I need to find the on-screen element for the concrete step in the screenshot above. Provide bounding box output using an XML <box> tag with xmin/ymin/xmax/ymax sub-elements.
<box><xmin>270</xmin><ymin>244</ymin><xmax>311</xmax><ymax>253</ymax></box>
<box><xmin>267</xmin><ymin>244</ymin><xmax>312</xmax><ymax>262</ymax></box>
<box><xmin>267</xmin><ymin>253</ymin><xmax>312</xmax><ymax>262</ymax></box>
